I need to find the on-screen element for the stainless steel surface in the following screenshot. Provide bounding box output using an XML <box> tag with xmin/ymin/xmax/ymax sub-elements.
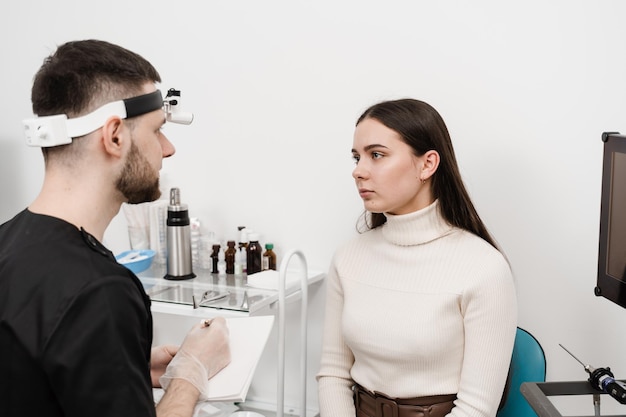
<box><xmin>166</xmin><ymin>223</ymin><xmax>194</xmax><ymax>277</ymax></box>
<box><xmin>165</xmin><ymin>187</ymin><xmax>194</xmax><ymax>279</ymax></box>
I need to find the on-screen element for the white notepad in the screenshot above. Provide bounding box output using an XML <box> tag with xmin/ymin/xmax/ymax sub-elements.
<box><xmin>154</xmin><ymin>315</ymin><xmax>275</xmax><ymax>403</ymax></box>
<box><xmin>206</xmin><ymin>315</ymin><xmax>274</xmax><ymax>402</ymax></box>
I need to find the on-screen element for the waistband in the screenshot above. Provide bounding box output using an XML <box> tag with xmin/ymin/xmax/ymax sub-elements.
<box><xmin>353</xmin><ymin>384</ymin><xmax>457</xmax><ymax>417</ymax></box>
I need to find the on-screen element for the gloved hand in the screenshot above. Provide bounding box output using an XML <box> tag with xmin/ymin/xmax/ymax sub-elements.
<box><xmin>151</xmin><ymin>344</ymin><xmax>179</xmax><ymax>387</ymax></box>
<box><xmin>159</xmin><ymin>317</ymin><xmax>231</xmax><ymax>400</ymax></box>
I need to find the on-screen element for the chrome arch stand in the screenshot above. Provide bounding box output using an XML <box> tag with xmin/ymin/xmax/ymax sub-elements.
<box><xmin>276</xmin><ymin>249</ymin><xmax>309</xmax><ymax>417</ymax></box>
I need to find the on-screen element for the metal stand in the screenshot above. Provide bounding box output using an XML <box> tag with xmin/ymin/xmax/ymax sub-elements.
<box><xmin>276</xmin><ymin>249</ymin><xmax>309</xmax><ymax>417</ymax></box>
<box><xmin>521</xmin><ymin>381</ymin><xmax>626</xmax><ymax>417</ymax></box>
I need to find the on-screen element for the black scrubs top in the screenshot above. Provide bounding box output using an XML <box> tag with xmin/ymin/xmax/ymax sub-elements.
<box><xmin>0</xmin><ymin>210</ymin><xmax>156</xmax><ymax>417</ymax></box>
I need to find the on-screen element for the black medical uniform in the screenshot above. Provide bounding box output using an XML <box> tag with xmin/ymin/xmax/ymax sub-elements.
<box><xmin>0</xmin><ymin>210</ymin><xmax>156</xmax><ymax>417</ymax></box>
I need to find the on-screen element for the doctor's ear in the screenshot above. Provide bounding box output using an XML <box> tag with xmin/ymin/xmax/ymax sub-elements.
<box><xmin>101</xmin><ymin>116</ymin><xmax>127</xmax><ymax>156</ymax></box>
<box><xmin>420</xmin><ymin>150</ymin><xmax>440</xmax><ymax>180</ymax></box>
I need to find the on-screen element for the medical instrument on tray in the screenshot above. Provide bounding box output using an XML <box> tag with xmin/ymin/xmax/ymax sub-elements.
<box><xmin>192</xmin><ymin>290</ymin><xmax>230</xmax><ymax>309</ymax></box>
<box><xmin>560</xmin><ymin>344</ymin><xmax>626</xmax><ymax>405</ymax></box>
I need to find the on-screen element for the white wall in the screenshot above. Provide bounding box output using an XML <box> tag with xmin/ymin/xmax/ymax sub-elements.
<box><xmin>2</xmin><ymin>1</ymin><xmax>626</xmax><ymax>413</ymax></box>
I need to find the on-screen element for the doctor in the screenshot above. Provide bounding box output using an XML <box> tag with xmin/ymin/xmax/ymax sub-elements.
<box><xmin>0</xmin><ymin>40</ymin><xmax>230</xmax><ymax>417</ymax></box>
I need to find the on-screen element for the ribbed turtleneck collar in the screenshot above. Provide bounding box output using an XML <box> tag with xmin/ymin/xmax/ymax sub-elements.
<box><xmin>381</xmin><ymin>200</ymin><xmax>454</xmax><ymax>246</ymax></box>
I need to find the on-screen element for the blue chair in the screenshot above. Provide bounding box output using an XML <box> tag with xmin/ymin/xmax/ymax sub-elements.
<box><xmin>497</xmin><ymin>327</ymin><xmax>546</xmax><ymax>417</ymax></box>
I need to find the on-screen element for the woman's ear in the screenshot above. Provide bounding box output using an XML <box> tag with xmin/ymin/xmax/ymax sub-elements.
<box><xmin>420</xmin><ymin>150</ymin><xmax>440</xmax><ymax>181</ymax></box>
<box><xmin>101</xmin><ymin>116</ymin><xmax>126</xmax><ymax>158</ymax></box>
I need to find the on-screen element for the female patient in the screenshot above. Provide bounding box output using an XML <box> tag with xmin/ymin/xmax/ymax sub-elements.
<box><xmin>317</xmin><ymin>99</ymin><xmax>517</xmax><ymax>417</ymax></box>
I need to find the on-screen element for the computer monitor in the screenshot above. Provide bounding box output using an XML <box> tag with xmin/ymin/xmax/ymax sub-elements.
<box><xmin>595</xmin><ymin>132</ymin><xmax>626</xmax><ymax>309</ymax></box>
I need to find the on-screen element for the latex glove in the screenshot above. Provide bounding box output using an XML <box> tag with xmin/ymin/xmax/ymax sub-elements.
<box><xmin>159</xmin><ymin>317</ymin><xmax>231</xmax><ymax>400</ymax></box>
<box><xmin>151</xmin><ymin>344</ymin><xmax>179</xmax><ymax>387</ymax></box>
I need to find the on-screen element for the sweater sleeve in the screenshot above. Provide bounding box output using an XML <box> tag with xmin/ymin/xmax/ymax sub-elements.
<box><xmin>316</xmin><ymin>254</ymin><xmax>357</xmax><ymax>417</ymax></box>
<box><xmin>451</xmin><ymin>253</ymin><xmax>517</xmax><ymax>417</ymax></box>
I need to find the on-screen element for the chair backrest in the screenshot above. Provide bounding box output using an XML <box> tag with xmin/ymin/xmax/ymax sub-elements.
<box><xmin>497</xmin><ymin>327</ymin><xmax>546</xmax><ymax>417</ymax></box>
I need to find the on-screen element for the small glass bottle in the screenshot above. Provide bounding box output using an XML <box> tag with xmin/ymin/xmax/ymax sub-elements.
<box><xmin>210</xmin><ymin>244</ymin><xmax>220</xmax><ymax>274</ymax></box>
<box><xmin>238</xmin><ymin>226</ymin><xmax>249</xmax><ymax>251</ymax></box>
<box><xmin>262</xmin><ymin>243</ymin><xmax>277</xmax><ymax>271</ymax></box>
<box><xmin>190</xmin><ymin>218</ymin><xmax>201</xmax><ymax>269</ymax></box>
<box><xmin>241</xmin><ymin>247</ymin><xmax>247</xmax><ymax>273</ymax></box>
<box><xmin>234</xmin><ymin>249</ymin><xmax>244</xmax><ymax>275</ymax></box>
<box><xmin>225</xmin><ymin>240</ymin><xmax>237</xmax><ymax>274</ymax></box>
<box><xmin>199</xmin><ymin>236</ymin><xmax>213</xmax><ymax>270</ymax></box>
<box><xmin>246</xmin><ymin>233</ymin><xmax>263</xmax><ymax>275</ymax></box>
<box><xmin>217</xmin><ymin>246</ymin><xmax>226</xmax><ymax>276</ymax></box>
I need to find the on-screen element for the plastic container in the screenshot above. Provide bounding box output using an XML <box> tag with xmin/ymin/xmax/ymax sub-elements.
<box><xmin>116</xmin><ymin>249</ymin><xmax>156</xmax><ymax>274</ymax></box>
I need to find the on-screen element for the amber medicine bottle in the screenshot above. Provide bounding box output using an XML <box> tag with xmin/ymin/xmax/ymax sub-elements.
<box><xmin>225</xmin><ymin>240</ymin><xmax>237</xmax><ymax>274</ymax></box>
<box><xmin>210</xmin><ymin>244</ymin><xmax>220</xmax><ymax>274</ymax></box>
<box><xmin>246</xmin><ymin>233</ymin><xmax>263</xmax><ymax>275</ymax></box>
<box><xmin>262</xmin><ymin>243</ymin><xmax>277</xmax><ymax>270</ymax></box>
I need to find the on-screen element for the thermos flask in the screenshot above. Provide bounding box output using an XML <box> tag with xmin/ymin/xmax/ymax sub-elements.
<box><xmin>164</xmin><ymin>187</ymin><xmax>196</xmax><ymax>280</ymax></box>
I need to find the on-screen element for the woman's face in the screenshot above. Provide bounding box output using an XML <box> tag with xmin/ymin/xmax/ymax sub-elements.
<box><xmin>352</xmin><ymin>118</ymin><xmax>433</xmax><ymax>215</ymax></box>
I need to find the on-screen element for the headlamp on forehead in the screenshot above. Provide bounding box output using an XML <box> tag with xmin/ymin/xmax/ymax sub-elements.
<box><xmin>164</xmin><ymin>88</ymin><xmax>193</xmax><ymax>125</ymax></box>
<box><xmin>22</xmin><ymin>88</ymin><xmax>194</xmax><ymax>147</ymax></box>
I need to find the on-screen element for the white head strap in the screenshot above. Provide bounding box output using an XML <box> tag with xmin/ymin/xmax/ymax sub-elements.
<box><xmin>22</xmin><ymin>89</ymin><xmax>192</xmax><ymax>147</ymax></box>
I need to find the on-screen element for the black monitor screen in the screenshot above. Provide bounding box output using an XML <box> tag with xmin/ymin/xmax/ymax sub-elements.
<box><xmin>596</xmin><ymin>132</ymin><xmax>626</xmax><ymax>309</ymax></box>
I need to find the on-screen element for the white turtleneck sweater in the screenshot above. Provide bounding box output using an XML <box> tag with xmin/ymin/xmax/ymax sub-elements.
<box><xmin>317</xmin><ymin>201</ymin><xmax>517</xmax><ymax>417</ymax></box>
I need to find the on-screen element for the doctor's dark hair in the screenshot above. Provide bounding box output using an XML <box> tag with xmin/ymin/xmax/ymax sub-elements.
<box><xmin>31</xmin><ymin>39</ymin><xmax>161</xmax><ymax>118</ymax></box>
<box><xmin>356</xmin><ymin>98</ymin><xmax>499</xmax><ymax>250</ymax></box>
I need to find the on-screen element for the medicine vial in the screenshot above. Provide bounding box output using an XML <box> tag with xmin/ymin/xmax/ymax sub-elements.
<box><xmin>210</xmin><ymin>244</ymin><xmax>220</xmax><ymax>274</ymax></box>
<box><xmin>246</xmin><ymin>233</ymin><xmax>263</xmax><ymax>275</ymax></box>
<box><xmin>225</xmin><ymin>240</ymin><xmax>237</xmax><ymax>274</ymax></box>
<box><xmin>262</xmin><ymin>243</ymin><xmax>277</xmax><ymax>270</ymax></box>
